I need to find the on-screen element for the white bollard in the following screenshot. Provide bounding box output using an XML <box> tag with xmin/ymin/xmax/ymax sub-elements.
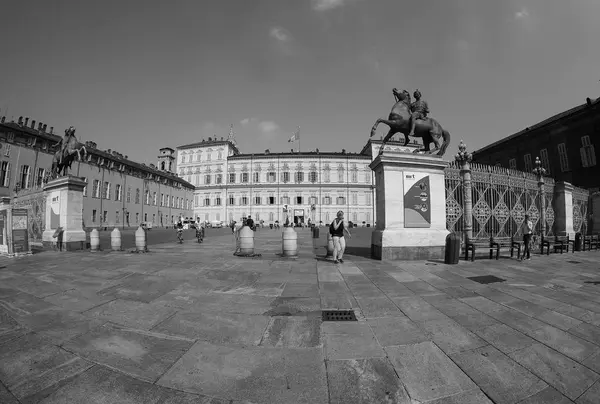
<box><xmin>111</xmin><ymin>228</ymin><xmax>122</xmax><ymax>251</ymax></box>
<box><xmin>90</xmin><ymin>228</ymin><xmax>100</xmax><ymax>252</ymax></box>
<box><xmin>135</xmin><ymin>226</ymin><xmax>147</xmax><ymax>252</ymax></box>
<box><xmin>282</xmin><ymin>227</ymin><xmax>298</xmax><ymax>257</ymax></box>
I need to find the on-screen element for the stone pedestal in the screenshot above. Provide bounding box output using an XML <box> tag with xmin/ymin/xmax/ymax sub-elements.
<box><xmin>370</xmin><ymin>152</ymin><xmax>449</xmax><ymax>260</ymax></box>
<box><xmin>553</xmin><ymin>181</ymin><xmax>575</xmax><ymax>236</ymax></box>
<box><xmin>42</xmin><ymin>176</ymin><xmax>87</xmax><ymax>251</ymax></box>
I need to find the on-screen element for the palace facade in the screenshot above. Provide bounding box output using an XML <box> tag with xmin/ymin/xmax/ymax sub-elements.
<box><xmin>472</xmin><ymin>96</ymin><xmax>600</xmax><ymax>192</ymax></box>
<box><xmin>177</xmin><ymin>127</ymin><xmax>421</xmax><ymax>226</ymax></box>
<box><xmin>0</xmin><ymin>116</ymin><xmax>194</xmax><ymax>229</ymax></box>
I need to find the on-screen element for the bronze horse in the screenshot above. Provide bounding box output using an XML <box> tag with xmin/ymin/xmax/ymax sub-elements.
<box><xmin>51</xmin><ymin>127</ymin><xmax>87</xmax><ymax>177</ymax></box>
<box><xmin>370</xmin><ymin>89</ymin><xmax>451</xmax><ymax>156</ymax></box>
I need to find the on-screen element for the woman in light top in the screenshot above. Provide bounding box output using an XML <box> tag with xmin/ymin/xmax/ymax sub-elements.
<box><xmin>330</xmin><ymin>210</ymin><xmax>352</xmax><ymax>264</ymax></box>
<box><xmin>521</xmin><ymin>214</ymin><xmax>533</xmax><ymax>260</ymax></box>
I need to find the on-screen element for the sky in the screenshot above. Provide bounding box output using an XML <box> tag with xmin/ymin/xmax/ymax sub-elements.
<box><xmin>1</xmin><ymin>0</ymin><xmax>599</xmax><ymax>163</ymax></box>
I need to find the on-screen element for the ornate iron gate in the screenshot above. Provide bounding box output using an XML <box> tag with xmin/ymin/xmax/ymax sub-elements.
<box><xmin>573</xmin><ymin>186</ymin><xmax>588</xmax><ymax>235</ymax></box>
<box><xmin>445</xmin><ymin>163</ymin><xmax>558</xmax><ymax>239</ymax></box>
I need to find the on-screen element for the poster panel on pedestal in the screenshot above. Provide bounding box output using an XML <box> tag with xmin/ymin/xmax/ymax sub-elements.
<box><xmin>403</xmin><ymin>172</ymin><xmax>431</xmax><ymax>228</ymax></box>
<box><xmin>12</xmin><ymin>208</ymin><xmax>29</xmax><ymax>253</ymax></box>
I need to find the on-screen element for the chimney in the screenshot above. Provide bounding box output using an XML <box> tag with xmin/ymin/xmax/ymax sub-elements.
<box><xmin>50</xmin><ymin>126</ymin><xmax>54</xmax><ymax>134</ymax></box>
<box><xmin>221</xmin><ymin>137</ymin><xmax>224</xmax><ymax>141</ymax></box>
<box><xmin>265</xmin><ymin>149</ymin><xmax>270</xmax><ymax>154</ymax></box>
<box><xmin>586</xmin><ymin>97</ymin><xmax>592</xmax><ymax>106</ymax></box>
<box><xmin>31</xmin><ymin>120</ymin><xmax>36</xmax><ymax>129</ymax></box>
<box><xmin>18</xmin><ymin>116</ymin><xmax>23</xmax><ymax>125</ymax></box>
<box><xmin>208</xmin><ymin>137</ymin><xmax>212</xmax><ymax>141</ymax></box>
<box><xmin>25</xmin><ymin>117</ymin><xmax>29</xmax><ymax>126</ymax></box>
<box><xmin>316</xmin><ymin>148</ymin><xmax>319</xmax><ymax>153</ymax></box>
<box><xmin>0</xmin><ymin>117</ymin><xmax>5</xmax><ymax>123</ymax></box>
<box><xmin>342</xmin><ymin>149</ymin><xmax>346</xmax><ymax>154</ymax></box>
<box><xmin>107</xmin><ymin>149</ymin><xmax>111</xmax><ymax>154</ymax></box>
<box><xmin>42</xmin><ymin>124</ymin><xmax>47</xmax><ymax>132</ymax></box>
<box><xmin>38</xmin><ymin>122</ymin><xmax>43</xmax><ymax>131</ymax></box>
<box><xmin>125</xmin><ymin>155</ymin><xmax>128</xmax><ymax>159</ymax></box>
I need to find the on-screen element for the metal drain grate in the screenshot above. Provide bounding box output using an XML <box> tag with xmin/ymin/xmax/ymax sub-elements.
<box><xmin>584</xmin><ymin>281</ymin><xmax>600</xmax><ymax>285</ymax></box>
<box><xmin>322</xmin><ymin>310</ymin><xmax>357</xmax><ymax>322</ymax></box>
<box><xmin>467</xmin><ymin>275</ymin><xmax>506</xmax><ymax>285</ymax></box>
<box><xmin>567</xmin><ymin>261</ymin><xmax>581</xmax><ymax>264</ymax></box>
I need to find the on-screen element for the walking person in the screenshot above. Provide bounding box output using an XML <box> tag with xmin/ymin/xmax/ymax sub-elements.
<box><xmin>521</xmin><ymin>214</ymin><xmax>533</xmax><ymax>260</ymax></box>
<box><xmin>330</xmin><ymin>210</ymin><xmax>352</xmax><ymax>264</ymax></box>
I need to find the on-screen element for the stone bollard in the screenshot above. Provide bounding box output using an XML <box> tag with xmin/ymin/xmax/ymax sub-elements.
<box><xmin>282</xmin><ymin>227</ymin><xmax>298</xmax><ymax>257</ymax></box>
<box><xmin>239</xmin><ymin>226</ymin><xmax>255</xmax><ymax>255</ymax></box>
<box><xmin>325</xmin><ymin>233</ymin><xmax>334</xmax><ymax>258</ymax></box>
<box><xmin>90</xmin><ymin>228</ymin><xmax>100</xmax><ymax>252</ymax></box>
<box><xmin>135</xmin><ymin>226</ymin><xmax>147</xmax><ymax>252</ymax></box>
<box><xmin>111</xmin><ymin>228</ymin><xmax>122</xmax><ymax>251</ymax></box>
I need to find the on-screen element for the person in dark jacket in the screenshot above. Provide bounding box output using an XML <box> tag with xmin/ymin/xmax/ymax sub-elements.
<box><xmin>330</xmin><ymin>210</ymin><xmax>352</xmax><ymax>264</ymax></box>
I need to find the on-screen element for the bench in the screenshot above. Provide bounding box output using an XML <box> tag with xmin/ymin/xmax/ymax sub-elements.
<box><xmin>541</xmin><ymin>235</ymin><xmax>569</xmax><ymax>255</ymax></box>
<box><xmin>465</xmin><ymin>237</ymin><xmax>492</xmax><ymax>262</ymax></box>
<box><xmin>491</xmin><ymin>236</ymin><xmax>523</xmax><ymax>260</ymax></box>
<box><xmin>585</xmin><ymin>234</ymin><xmax>599</xmax><ymax>251</ymax></box>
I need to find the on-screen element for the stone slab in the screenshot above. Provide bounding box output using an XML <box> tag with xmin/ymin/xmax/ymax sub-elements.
<box><xmin>355</xmin><ymin>297</ymin><xmax>404</xmax><ymax>318</ymax></box>
<box><xmin>0</xmin><ymin>382</ymin><xmax>19</xmax><ymax>404</ymax></box>
<box><xmin>450</xmin><ymin>345</ymin><xmax>547</xmax><ymax>404</ymax></box>
<box><xmin>63</xmin><ymin>323</ymin><xmax>194</xmax><ymax>383</ymax></box>
<box><xmin>367</xmin><ymin>316</ymin><xmax>429</xmax><ymax>347</ymax></box>
<box><xmin>0</xmin><ymin>333</ymin><xmax>93</xmax><ymax>402</ymax></box>
<box><xmin>537</xmin><ymin>310</ymin><xmax>583</xmax><ymax>331</ymax></box>
<box><xmin>583</xmin><ymin>348</ymin><xmax>600</xmax><ymax>373</ymax></box>
<box><xmin>576</xmin><ymin>380</ymin><xmax>600</xmax><ymax>404</ymax></box>
<box><xmin>157</xmin><ymin>342</ymin><xmax>328</xmax><ymax>404</ymax></box>
<box><xmin>34</xmin><ymin>364</ymin><xmax>229</xmax><ymax>404</ymax></box>
<box><xmin>373</xmin><ymin>245</ymin><xmax>445</xmax><ymax>261</ymax></box>
<box><xmin>509</xmin><ymin>343</ymin><xmax>600</xmax><ymax>400</ymax></box>
<box><xmin>84</xmin><ymin>299</ymin><xmax>177</xmax><ymax>330</ymax></box>
<box><xmin>567</xmin><ymin>322</ymin><xmax>600</xmax><ymax>345</ymax></box>
<box><xmin>417</xmin><ymin>318</ymin><xmax>488</xmax><ymax>355</ymax></box>
<box><xmin>487</xmin><ymin>308</ymin><xmax>547</xmax><ymax>334</ymax></box>
<box><xmin>527</xmin><ymin>324</ymin><xmax>599</xmax><ymax>362</ymax></box>
<box><xmin>385</xmin><ymin>342</ymin><xmax>477</xmax><ymax>402</ymax></box>
<box><xmin>449</xmin><ymin>311</ymin><xmax>500</xmax><ymax>331</ymax></box>
<box><xmin>0</xmin><ymin>292</ymin><xmax>56</xmax><ymax>317</ymax></box>
<box><xmin>391</xmin><ymin>296</ymin><xmax>449</xmax><ymax>322</ymax></box>
<box><xmin>259</xmin><ymin>316</ymin><xmax>321</xmax><ymax>348</ymax></box>
<box><xmin>402</xmin><ymin>280</ymin><xmax>441</xmax><ymax>295</ymax></box>
<box><xmin>96</xmin><ymin>274</ymin><xmax>180</xmax><ymax>303</ymax></box>
<box><xmin>459</xmin><ymin>296</ymin><xmax>506</xmax><ymax>314</ymax></box>
<box><xmin>326</xmin><ymin>358</ymin><xmax>411</xmax><ymax>404</ymax></box>
<box><xmin>280</xmin><ymin>283</ymin><xmax>320</xmax><ymax>298</ymax></box>
<box><xmin>474</xmin><ymin>323</ymin><xmax>536</xmax><ymax>354</ymax></box>
<box><xmin>324</xmin><ymin>326</ymin><xmax>385</xmax><ymax>360</ymax></box>
<box><xmin>516</xmin><ymin>386</ymin><xmax>573</xmax><ymax>404</ymax></box>
<box><xmin>423</xmin><ymin>389</ymin><xmax>494</xmax><ymax>404</ymax></box>
<box><xmin>43</xmin><ymin>289</ymin><xmax>115</xmax><ymax>313</ymax></box>
<box><xmin>14</xmin><ymin>306</ymin><xmax>104</xmax><ymax>345</ymax></box>
<box><xmin>152</xmin><ymin>311</ymin><xmax>271</xmax><ymax>346</ymax></box>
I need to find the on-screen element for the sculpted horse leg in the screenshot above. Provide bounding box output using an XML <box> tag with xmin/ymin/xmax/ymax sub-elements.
<box><xmin>379</xmin><ymin>127</ymin><xmax>400</xmax><ymax>155</ymax></box>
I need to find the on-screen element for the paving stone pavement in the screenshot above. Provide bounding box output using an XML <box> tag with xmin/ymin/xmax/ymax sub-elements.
<box><xmin>1</xmin><ymin>228</ymin><xmax>600</xmax><ymax>403</ymax></box>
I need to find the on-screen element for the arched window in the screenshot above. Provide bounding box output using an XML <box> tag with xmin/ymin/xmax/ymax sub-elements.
<box><xmin>160</xmin><ymin>161</ymin><xmax>165</xmax><ymax>170</ymax></box>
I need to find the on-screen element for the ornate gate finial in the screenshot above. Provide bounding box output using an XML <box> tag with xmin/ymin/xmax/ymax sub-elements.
<box><xmin>532</xmin><ymin>156</ymin><xmax>546</xmax><ymax>178</ymax></box>
<box><xmin>455</xmin><ymin>140</ymin><xmax>472</xmax><ymax>164</ymax></box>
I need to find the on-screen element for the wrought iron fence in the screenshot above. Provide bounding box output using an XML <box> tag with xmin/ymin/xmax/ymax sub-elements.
<box><xmin>573</xmin><ymin>186</ymin><xmax>589</xmax><ymax>235</ymax></box>
<box><xmin>445</xmin><ymin>163</ymin><xmax>560</xmax><ymax>239</ymax></box>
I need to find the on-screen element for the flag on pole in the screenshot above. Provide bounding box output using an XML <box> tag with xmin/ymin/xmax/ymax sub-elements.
<box><xmin>288</xmin><ymin>126</ymin><xmax>300</xmax><ymax>143</ymax></box>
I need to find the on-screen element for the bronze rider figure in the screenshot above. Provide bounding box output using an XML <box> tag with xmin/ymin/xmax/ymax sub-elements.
<box><xmin>408</xmin><ymin>90</ymin><xmax>429</xmax><ymax>139</ymax></box>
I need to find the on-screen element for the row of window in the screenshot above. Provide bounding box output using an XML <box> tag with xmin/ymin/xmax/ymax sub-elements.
<box><xmin>198</xmin><ymin>211</ymin><xmax>372</xmax><ymax>224</ymax></box>
<box><xmin>503</xmin><ymin>136</ymin><xmax>596</xmax><ymax>173</ymax></box>
<box><xmin>89</xmin><ymin>210</ymin><xmax>181</xmax><ymax>226</ymax></box>
<box><xmin>84</xmin><ymin>179</ymin><xmax>191</xmax><ymax>210</ymax></box>
<box><xmin>195</xmin><ymin>194</ymin><xmax>373</xmax><ymax>207</ymax></box>
<box><xmin>183</xmin><ymin>170</ymin><xmax>372</xmax><ymax>185</ymax></box>
<box><xmin>180</xmin><ymin>151</ymin><xmax>223</xmax><ymax>164</ymax></box>
<box><xmin>0</xmin><ymin>162</ymin><xmax>46</xmax><ymax>190</ymax></box>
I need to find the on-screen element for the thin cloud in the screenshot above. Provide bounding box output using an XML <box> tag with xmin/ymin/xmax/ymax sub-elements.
<box><xmin>269</xmin><ymin>27</ymin><xmax>291</xmax><ymax>42</ymax></box>
<box><xmin>258</xmin><ymin>121</ymin><xmax>280</xmax><ymax>135</ymax></box>
<box><xmin>240</xmin><ymin>117</ymin><xmax>257</xmax><ymax>126</ymax></box>
<box><xmin>515</xmin><ymin>8</ymin><xmax>529</xmax><ymax>20</ymax></box>
<box><xmin>312</xmin><ymin>0</ymin><xmax>348</xmax><ymax>11</ymax></box>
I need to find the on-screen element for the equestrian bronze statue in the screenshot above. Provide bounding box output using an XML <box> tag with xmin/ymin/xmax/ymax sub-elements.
<box><xmin>50</xmin><ymin>126</ymin><xmax>87</xmax><ymax>178</ymax></box>
<box><xmin>370</xmin><ymin>88</ymin><xmax>451</xmax><ymax>156</ymax></box>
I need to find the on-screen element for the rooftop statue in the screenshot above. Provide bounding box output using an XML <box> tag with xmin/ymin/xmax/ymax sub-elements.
<box><xmin>370</xmin><ymin>88</ymin><xmax>451</xmax><ymax>156</ymax></box>
<box><xmin>50</xmin><ymin>126</ymin><xmax>88</xmax><ymax>178</ymax></box>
